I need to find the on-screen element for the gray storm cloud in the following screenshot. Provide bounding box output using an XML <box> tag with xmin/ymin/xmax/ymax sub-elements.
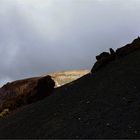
<box><xmin>0</xmin><ymin>0</ymin><xmax>140</xmax><ymax>86</ymax></box>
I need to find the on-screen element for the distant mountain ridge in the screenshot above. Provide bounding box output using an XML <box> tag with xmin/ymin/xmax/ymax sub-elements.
<box><xmin>48</xmin><ymin>70</ymin><xmax>90</xmax><ymax>87</ymax></box>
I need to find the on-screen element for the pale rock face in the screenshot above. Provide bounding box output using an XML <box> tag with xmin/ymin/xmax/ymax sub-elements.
<box><xmin>49</xmin><ymin>70</ymin><xmax>90</xmax><ymax>87</ymax></box>
<box><xmin>43</xmin><ymin>70</ymin><xmax>90</xmax><ymax>87</ymax></box>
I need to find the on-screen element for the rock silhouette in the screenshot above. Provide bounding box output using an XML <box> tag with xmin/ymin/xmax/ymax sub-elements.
<box><xmin>109</xmin><ymin>48</ymin><xmax>115</xmax><ymax>55</ymax></box>
<box><xmin>26</xmin><ymin>76</ymin><xmax>55</xmax><ymax>103</ymax></box>
<box><xmin>91</xmin><ymin>37</ymin><xmax>140</xmax><ymax>73</ymax></box>
<box><xmin>92</xmin><ymin>49</ymin><xmax>115</xmax><ymax>72</ymax></box>
<box><xmin>96</xmin><ymin>52</ymin><xmax>110</xmax><ymax>61</ymax></box>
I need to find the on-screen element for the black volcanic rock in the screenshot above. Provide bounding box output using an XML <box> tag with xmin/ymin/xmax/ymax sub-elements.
<box><xmin>0</xmin><ymin>38</ymin><xmax>140</xmax><ymax>138</ymax></box>
<box><xmin>92</xmin><ymin>49</ymin><xmax>115</xmax><ymax>73</ymax></box>
<box><xmin>96</xmin><ymin>52</ymin><xmax>110</xmax><ymax>61</ymax></box>
<box><xmin>109</xmin><ymin>48</ymin><xmax>115</xmax><ymax>55</ymax></box>
<box><xmin>26</xmin><ymin>76</ymin><xmax>55</xmax><ymax>103</ymax></box>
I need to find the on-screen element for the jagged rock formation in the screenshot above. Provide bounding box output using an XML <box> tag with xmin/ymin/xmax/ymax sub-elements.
<box><xmin>91</xmin><ymin>50</ymin><xmax>115</xmax><ymax>72</ymax></box>
<box><xmin>91</xmin><ymin>37</ymin><xmax>140</xmax><ymax>73</ymax></box>
<box><xmin>0</xmin><ymin>76</ymin><xmax>55</xmax><ymax>113</ymax></box>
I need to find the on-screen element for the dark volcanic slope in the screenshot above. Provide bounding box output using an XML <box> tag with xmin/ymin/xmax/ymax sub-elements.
<box><xmin>1</xmin><ymin>43</ymin><xmax>140</xmax><ymax>138</ymax></box>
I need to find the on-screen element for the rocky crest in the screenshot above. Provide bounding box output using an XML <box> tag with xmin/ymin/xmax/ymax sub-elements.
<box><xmin>91</xmin><ymin>37</ymin><xmax>140</xmax><ymax>73</ymax></box>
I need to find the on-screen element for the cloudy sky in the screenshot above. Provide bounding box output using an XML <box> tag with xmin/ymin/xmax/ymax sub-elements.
<box><xmin>0</xmin><ymin>0</ymin><xmax>140</xmax><ymax>86</ymax></box>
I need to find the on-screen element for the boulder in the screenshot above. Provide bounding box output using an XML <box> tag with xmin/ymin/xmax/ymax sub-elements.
<box><xmin>92</xmin><ymin>48</ymin><xmax>116</xmax><ymax>73</ymax></box>
<box><xmin>109</xmin><ymin>48</ymin><xmax>115</xmax><ymax>55</ymax></box>
<box><xmin>27</xmin><ymin>76</ymin><xmax>55</xmax><ymax>103</ymax></box>
<box><xmin>96</xmin><ymin>52</ymin><xmax>110</xmax><ymax>61</ymax></box>
<box><xmin>91</xmin><ymin>55</ymin><xmax>114</xmax><ymax>73</ymax></box>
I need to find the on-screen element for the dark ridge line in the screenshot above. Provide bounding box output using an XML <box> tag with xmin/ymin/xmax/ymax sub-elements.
<box><xmin>91</xmin><ymin>37</ymin><xmax>140</xmax><ymax>73</ymax></box>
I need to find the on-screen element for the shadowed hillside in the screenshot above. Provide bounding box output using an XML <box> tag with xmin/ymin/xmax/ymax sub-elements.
<box><xmin>0</xmin><ymin>70</ymin><xmax>89</xmax><ymax>116</ymax></box>
<box><xmin>0</xmin><ymin>38</ymin><xmax>140</xmax><ymax>138</ymax></box>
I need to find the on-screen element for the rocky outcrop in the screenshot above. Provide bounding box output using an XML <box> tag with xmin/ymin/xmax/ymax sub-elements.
<box><xmin>0</xmin><ymin>75</ymin><xmax>55</xmax><ymax>113</ymax></box>
<box><xmin>91</xmin><ymin>37</ymin><xmax>140</xmax><ymax>73</ymax></box>
<box><xmin>91</xmin><ymin>48</ymin><xmax>116</xmax><ymax>72</ymax></box>
<box><xmin>26</xmin><ymin>76</ymin><xmax>55</xmax><ymax>103</ymax></box>
<box><xmin>96</xmin><ymin>52</ymin><xmax>110</xmax><ymax>61</ymax></box>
